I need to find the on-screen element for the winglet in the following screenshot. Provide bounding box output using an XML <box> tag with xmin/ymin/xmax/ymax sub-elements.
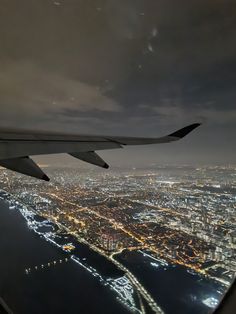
<box><xmin>168</xmin><ymin>123</ymin><xmax>201</xmax><ymax>138</ymax></box>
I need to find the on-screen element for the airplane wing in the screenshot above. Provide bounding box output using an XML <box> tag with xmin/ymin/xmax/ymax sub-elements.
<box><xmin>0</xmin><ymin>123</ymin><xmax>201</xmax><ymax>181</ymax></box>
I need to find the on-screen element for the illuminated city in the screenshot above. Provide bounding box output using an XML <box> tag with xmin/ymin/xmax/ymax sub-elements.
<box><xmin>0</xmin><ymin>165</ymin><xmax>235</xmax><ymax>313</ymax></box>
<box><xmin>0</xmin><ymin>0</ymin><xmax>235</xmax><ymax>313</ymax></box>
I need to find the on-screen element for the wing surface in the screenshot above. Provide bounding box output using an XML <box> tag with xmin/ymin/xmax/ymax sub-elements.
<box><xmin>0</xmin><ymin>123</ymin><xmax>201</xmax><ymax>180</ymax></box>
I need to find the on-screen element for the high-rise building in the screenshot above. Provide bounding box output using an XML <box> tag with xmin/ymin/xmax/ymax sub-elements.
<box><xmin>100</xmin><ymin>233</ymin><xmax>119</xmax><ymax>251</ymax></box>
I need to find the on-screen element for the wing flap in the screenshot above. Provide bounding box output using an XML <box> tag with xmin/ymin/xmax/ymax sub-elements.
<box><xmin>0</xmin><ymin>141</ymin><xmax>122</xmax><ymax>160</ymax></box>
<box><xmin>0</xmin><ymin>157</ymin><xmax>50</xmax><ymax>181</ymax></box>
<box><xmin>69</xmin><ymin>151</ymin><xmax>109</xmax><ymax>169</ymax></box>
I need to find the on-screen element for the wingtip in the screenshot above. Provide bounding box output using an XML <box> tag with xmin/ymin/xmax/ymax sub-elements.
<box><xmin>169</xmin><ymin>123</ymin><xmax>201</xmax><ymax>138</ymax></box>
<box><xmin>42</xmin><ymin>174</ymin><xmax>50</xmax><ymax>181</ymax></box>
<box><xmin>103</xmin><ymin>163</ymin><xmax>109</xmax><ymax>169</ymax></box>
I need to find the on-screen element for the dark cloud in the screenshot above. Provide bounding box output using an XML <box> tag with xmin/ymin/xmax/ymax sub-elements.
<box><xmin>0</xmin><ymin>0</ymin><xmax>235</xmax><ymax>164</ymax></box>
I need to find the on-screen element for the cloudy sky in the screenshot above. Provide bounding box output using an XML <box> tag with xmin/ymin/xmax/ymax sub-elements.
<box><xmin>0</xmin><ymin>0</ymin><xmax>235</xmax><ymax>166</ymax></box>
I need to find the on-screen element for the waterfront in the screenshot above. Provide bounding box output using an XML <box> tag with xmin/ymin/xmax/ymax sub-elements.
<box><xmin>0</xmin><ymin>200</ymin><xmax>127</xmax><ymax>314</ymax></box>
<box><xmin>0</xmin><ymin>198</ymin><xmax>225</xmax><ymax>314</ymax></box>
<box><xmin>0</xmin><ymin>165</ymin><xmax>235</xmax><ymax>314</ymax></box>
<box><xmin>116</xmin><ymin>250</ymin><xmax>224</xmax><ymax>314</ymax></box>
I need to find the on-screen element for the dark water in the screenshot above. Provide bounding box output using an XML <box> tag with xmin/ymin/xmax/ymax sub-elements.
<box><xmin>117</xmin><ymin>251</ymin><xmax>224</xmax><ymax>314</ymax></box>
<box><xmin>0</xmin><ymin>200</ymin><xmax>127</xmax><ymax>314</ymax></box>
<box><xmin>53</xmin><ymin>234</ymin><xmax>123</xmax><ymax>278</ymax></box>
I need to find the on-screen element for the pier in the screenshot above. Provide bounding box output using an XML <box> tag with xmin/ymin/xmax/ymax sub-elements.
<box><xmin>25</xmin><ymin>257</ymin><xmax>70</xmax><ymax>275</ymax></box>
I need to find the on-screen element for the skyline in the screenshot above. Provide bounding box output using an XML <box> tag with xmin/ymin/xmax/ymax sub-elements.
<box><xmin>0</xmin><ymin>0</ymin><xmax>235</xmax><ymax>165</ymax></box>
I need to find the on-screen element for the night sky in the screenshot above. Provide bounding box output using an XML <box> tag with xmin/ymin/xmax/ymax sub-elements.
<box><xmin>0</xmin><ymin>0</ymin><xmax>235</xmax><ymax>166</ymax></box>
